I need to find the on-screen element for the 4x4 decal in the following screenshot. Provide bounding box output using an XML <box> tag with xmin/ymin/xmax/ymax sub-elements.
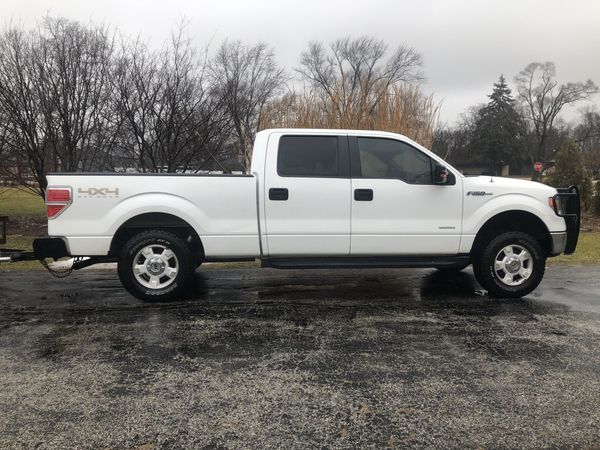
<box><xmin>78</xmin><ymin>187</ymin><xmax>119</xmax><ymax>198</ymax></box>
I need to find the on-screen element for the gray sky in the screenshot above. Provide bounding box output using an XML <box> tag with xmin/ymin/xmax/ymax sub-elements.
<box><xmin>2</xmin><ymin>0</ymin><xmax>599</xmax><ymax>125</ymax></box>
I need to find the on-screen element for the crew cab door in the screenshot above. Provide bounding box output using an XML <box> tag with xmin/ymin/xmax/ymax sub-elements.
<box><xmin>264</xmin><ymin>133</ymin><xmax>351</xmax><ymax>256</ymax></box>
<box><xmin>350</xmin><ymin>136</ymin><xmax>463</xmax><ymax>255</ymax></box>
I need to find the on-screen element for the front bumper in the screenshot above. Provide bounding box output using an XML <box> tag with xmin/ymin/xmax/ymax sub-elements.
<box><xmin>550</xmin><ymin>232</ymin><xmax>567</xmax><ymax>256</ymax></box>
<box><xmin>552</xmin><ymin>186</ymin><xmax>580</xmax><ymax>255</ymax></box>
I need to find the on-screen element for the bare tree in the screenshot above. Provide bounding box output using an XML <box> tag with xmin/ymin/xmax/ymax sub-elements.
<box><xmin>297</xmin><ymin>36</ymin><xmax>424</xmax><ymax>127</ymax></box>
<box><xmin>114</xmin><ymin>25</ymin><xmax>231</xmax><ymax>172</ymax></box>
<box><xmin>431</xmin><ymin>126</ymin><xmax>471</xmax><ymax>162</ymax></box>
<box><xmin>430</xmin><ymin>105</ymin><xmax>481</xmax><ymax>165</ymax></box>
<box><xmin>574</xmin><ymin>109</ymin><xmax>600</xmax><ymax>178</ymax></box>
<box><xmin>514</xmin><ymin>62</ymin><xmax>598</xmax><ymax>178</ymax></box>
<box><xmin>38</xmin><ymin>18</ymin><xmax>118</xmax><ymax>173</ymax></box>
<box><xmin>0</xmin><ymin>26</ymin><xmax>51</xmax><ymax>196</ymax></box>
<box><xmin>211</xmin><ymin>40</ymin><xmax>287</xmax><ymax>171</ymax></box>
<box><xmin>0</xmin><ymin>18</ymin><xmax>119</xmax><ymax>197</ymax></box>
<box><xmin>261</xmin><ymin>84</ymin><xmax>440</xmax><ymax>148</ymax></box>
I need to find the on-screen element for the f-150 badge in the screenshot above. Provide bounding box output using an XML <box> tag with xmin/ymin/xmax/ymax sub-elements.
<box><xmin>78</xmin><ymin>187</ymin><xmax>119</xmax><ymax>198</ymax></box>
<box><xmin>467</xmin><ymin>191</ymin><xmax>493</xmax><ymax>196</ymax></box>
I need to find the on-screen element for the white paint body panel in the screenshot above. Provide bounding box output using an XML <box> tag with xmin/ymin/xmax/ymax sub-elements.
<box><xmin>46</xmin><ymin>128</ymin><xmax>567</xmax><ymax>260</ymax></box>
<box><xmin>350</xmin><ymin>180</ymin><xmax>463</xmax><ymax>255</ymax></box>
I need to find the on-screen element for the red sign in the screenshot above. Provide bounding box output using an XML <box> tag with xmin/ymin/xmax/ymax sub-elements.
<box><xmin>534</xmin><ymin>162</ymin><xmax>543</xmax><ymax>172</ymax></box>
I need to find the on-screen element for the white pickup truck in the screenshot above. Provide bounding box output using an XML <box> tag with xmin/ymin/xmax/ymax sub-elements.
<box><xmin>33</xmin><ymin>128</ymin><xmax>580</xmax><ymax>301</ymax></box>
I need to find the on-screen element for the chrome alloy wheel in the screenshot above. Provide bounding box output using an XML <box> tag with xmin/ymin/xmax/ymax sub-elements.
<box><xmin>132</xmin><ymin>244</ymin><xmax>179</xmax><ymax>289</ymax></box>
<box><xmin>493</xmin><ymin>244</ymin><xmax>533</xmax><ymax>286</ymax></box>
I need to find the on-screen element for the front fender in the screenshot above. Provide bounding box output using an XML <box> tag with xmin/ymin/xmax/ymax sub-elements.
<box><xmin>459</xmin><ymin>193</ymin><xmax>566</xmax><ymax>254</ymax></box>
<box><xmin>463</xmin><ymin>193</ymin><xmax>565</xmax><ymax>236</ymax></box>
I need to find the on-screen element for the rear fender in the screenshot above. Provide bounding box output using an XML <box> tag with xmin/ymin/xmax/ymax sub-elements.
<box><xmin>106</xmin><ymin>193</ymin><xmax>207</xmax><ymax>237</ymax></box>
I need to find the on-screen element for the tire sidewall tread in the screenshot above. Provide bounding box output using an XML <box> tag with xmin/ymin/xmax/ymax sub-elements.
<box><xmin>473</xmin><ymin>231</ymin><xmax>546</xmax><ymax>298</ymax></box>
<box><xmin>118</xmin><ymin>230</ymin><xmax>194</xmax><ymax>301</ymax></box>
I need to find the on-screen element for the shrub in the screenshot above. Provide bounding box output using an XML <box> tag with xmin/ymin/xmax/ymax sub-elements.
<box><xmin>546</xmin><ymin>140</ymin><xmax>593</xmax><ymax>211</ymax></box>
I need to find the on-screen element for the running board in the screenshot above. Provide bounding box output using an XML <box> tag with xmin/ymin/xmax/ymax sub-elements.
<box><xmin>261</xmin><ymin>255</ymin><xmax>470</xmax><ymax>269</ymax></box>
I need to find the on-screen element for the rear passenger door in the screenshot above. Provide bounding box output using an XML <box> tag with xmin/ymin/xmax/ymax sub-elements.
<box><xmin>264</xmin><ymin>133</ymin><xmax>351</xmax><ymax>256</ymax></box>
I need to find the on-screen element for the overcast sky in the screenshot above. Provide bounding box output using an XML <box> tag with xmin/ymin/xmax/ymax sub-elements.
<box><xmin>2</xmin><ymin>0</ymin><xmax>599</xmax><ymax>125</ymax></box>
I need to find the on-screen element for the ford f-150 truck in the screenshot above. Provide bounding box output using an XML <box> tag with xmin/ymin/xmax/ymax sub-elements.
<box><xmin>33</xmin><ymin>128</ymin><xmax>580</xmax><ymax>301</ymax></box>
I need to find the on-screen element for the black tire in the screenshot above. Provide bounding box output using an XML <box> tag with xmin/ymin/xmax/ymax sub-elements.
<box><xmin>473</xmin><ymin>231</ymin><xmax>546</xmax><ymax>298</ymax></box>
<box><xmin>118</xmin><ymin>229</ymin><xmax>194</xmax><ymax>301</ymax></box>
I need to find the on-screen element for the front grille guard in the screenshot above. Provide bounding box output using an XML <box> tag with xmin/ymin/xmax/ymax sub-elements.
<box><xmin>553</xmin><ymin>185</ymin><xmax>580</xmax><ymax>219</ymax></box>
<box><xmin>553</xmin><ymin>185</ymin><xmax>580</xmax><ymax>255</ymax></box>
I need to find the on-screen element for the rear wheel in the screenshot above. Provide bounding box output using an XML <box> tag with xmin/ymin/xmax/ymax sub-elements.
<box><xmin>118</xmin><ymin>230</ymin><xmax>194</xmax><ymax>301</ymax></box>
<box><xmin>473</xmin><ymin>231</ymin><xmax>546</xmax><ymax>298</ymax></box>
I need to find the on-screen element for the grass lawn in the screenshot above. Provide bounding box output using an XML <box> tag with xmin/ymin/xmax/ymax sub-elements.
<box><xmin>1</xmin><ymin>187</ymin><xmax>599</xmax><ymax>269</ymax></box>
<box><xmin>0</xmin><ymin>187</ymin><xmax>45</xmax><ymax>217</ymax></box>
<box><xmin>548</xmin><ymin>232</ymin><xmax>600</xmax><ymax>265</ymax></box>
<box><xmin>0</xmin><ymin>234</ymin><xmax>43</xmax><ymax>270</ymax></box>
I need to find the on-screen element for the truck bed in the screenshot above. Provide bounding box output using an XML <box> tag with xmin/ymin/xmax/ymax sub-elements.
<box><xmin>46</xmin><ymin>173</ymin><xmax>260</xmax><ymax>258</ymax></box>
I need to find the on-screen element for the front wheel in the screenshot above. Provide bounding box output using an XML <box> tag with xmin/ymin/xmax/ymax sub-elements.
<box><xmin>118</xmin><ymin>230</ymin><xmax>194</xmax><ymax>301</ymax></box>
<box><xmin>473</xmin><ymin>231</ymin><xmax>546</xmax><ymax>298</ymax></box>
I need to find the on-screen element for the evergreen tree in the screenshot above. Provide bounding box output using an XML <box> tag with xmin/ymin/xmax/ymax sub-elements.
<box><xmin>470</xmin><ymin>75</ymin><xmax>526</xmax><ymax>175</ymax></box>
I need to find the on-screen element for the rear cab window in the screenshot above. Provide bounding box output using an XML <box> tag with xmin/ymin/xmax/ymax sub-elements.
<box><xmin>277</xmin><ymin>135</ymin><xmax>340</xmax><ymax>177</ymax></box>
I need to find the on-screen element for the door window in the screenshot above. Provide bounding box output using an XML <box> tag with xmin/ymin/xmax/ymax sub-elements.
<box><xmin>278</xmin><ymin>135</ymin><xmax>339</xmax><ymax>177</ymax></box>
<box><xmin>357</xmin><ymin>137</ymin><xmax>433</xmax><ymax>184</ymax></box>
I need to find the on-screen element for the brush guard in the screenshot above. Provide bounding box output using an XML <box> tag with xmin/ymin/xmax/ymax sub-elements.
<box><xmin>552</xmin><ymin>185</ymin><xmax>580</xmax><ymax>255</ymax></box>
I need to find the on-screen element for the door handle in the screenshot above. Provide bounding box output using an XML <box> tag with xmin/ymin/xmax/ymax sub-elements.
<box><xmin>354</xmin><ymin>188</ymin><xmax>373</xmax><ymax>201</ymax></box>
<box><xmin>269</xmin><ymin>188</ymin><xmax>289</xmax><ymax>201</ymax></box>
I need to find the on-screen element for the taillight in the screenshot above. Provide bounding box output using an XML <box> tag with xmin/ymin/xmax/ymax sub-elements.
<box><xmin>46</xmin><ymin>187</ymin><xmax>72</xmax><ymax>219</ymax></box>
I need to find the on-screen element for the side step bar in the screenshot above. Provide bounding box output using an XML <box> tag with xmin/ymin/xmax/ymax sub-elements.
<box><xmin>261</xmin><ymin>255</ymin><xmax>470</xmax><ymax>269</ymax></box>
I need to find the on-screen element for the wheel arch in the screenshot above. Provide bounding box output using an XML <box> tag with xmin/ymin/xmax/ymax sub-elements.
<box><xmin>109</xmin><ymin>212</ymin><xmax>204</xmax><ymax>262</ymax></box>
<box><xmin>471</xmin><ymin>210</ymin><xmax>552</xmax><ymax>258</ymax></box>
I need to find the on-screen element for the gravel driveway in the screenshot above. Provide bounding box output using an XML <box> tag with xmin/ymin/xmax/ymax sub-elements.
<box><xmin>0</xmin><ymin>265</ymin><xmax>599</xmax><ymax>449</ymax></box>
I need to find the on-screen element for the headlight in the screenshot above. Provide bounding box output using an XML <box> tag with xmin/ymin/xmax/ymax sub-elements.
<box><xmin>548</xmin><ymin>195</ymin><xmax>567</xmax><ymax>216</ymax></box>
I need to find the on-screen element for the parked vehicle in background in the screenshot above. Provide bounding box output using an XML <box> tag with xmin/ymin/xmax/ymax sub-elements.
<box><xmin>33</xmin><ymin>129</ymin><xmax>580</xmax><ymax>301</ymax></box>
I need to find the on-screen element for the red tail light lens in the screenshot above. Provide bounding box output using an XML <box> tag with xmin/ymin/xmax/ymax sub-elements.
<box><xmin>47</xmin><ymin>188</ymin><xmax>71</xmax><ymax>203</ymax></box>
<box><xmin>47</xmin><ymin>204</ymin><xmax>66</xmax><ymax>218</ymax></box>
<box><xmin>46</xmin><ymin>187</ymin><xmax>72</xmax><ymax>219</ymax></box>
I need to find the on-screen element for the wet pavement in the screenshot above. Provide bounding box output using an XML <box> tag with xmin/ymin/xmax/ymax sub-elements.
<box><xmin>0</xmin><ymin>265</ymin><xmax>599</xmax><ymax>449</ymax></box>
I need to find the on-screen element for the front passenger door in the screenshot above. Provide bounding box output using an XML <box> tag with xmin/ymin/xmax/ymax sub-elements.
<box><xmin>350</xmin><ymin>136</ymin><xmax>463</xmax><ymax>255</ymax></box>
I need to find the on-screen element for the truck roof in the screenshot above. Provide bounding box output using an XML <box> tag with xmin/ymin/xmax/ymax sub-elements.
<box><xmin>257</xmin><ymin>128</ymin><xmax>410</xmax><ymax>140</ymax></box>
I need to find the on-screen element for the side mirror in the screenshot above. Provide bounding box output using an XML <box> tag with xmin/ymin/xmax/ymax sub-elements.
<box><xmin>434</xmin><ymin>164</ymin><xmax>455</xmax><ymax>185</ymax></box>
